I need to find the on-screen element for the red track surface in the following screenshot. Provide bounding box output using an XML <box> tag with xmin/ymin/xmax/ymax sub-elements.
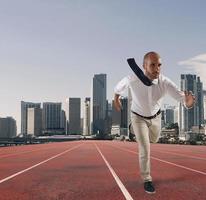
<box><xmin>0</xmin><ymin>141</ymin><xmax>205</xmax><ymax>200</ymax></box>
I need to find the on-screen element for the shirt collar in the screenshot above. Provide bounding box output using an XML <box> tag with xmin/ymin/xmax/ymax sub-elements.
<box><xmin>152</xmin><ymin>78</ymin><xmax>159</xmax><ymax>85</ymax></box>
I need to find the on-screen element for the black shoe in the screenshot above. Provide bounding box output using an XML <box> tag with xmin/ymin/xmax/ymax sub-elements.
<box><xmin>144</xmin><ymin>181</ymin><xmax>156</xmax><ymax>194</ymax></box>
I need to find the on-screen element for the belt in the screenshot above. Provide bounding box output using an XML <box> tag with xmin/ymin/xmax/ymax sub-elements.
<box><xmin>131</xmin><ymin>109</ymin><xmax>161</xmax><ymax>120</ymax></box>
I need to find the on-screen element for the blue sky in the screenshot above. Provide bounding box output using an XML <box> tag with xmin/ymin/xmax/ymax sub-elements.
<box><xmin>0</xmin><ymin>0</ymin><xmax>206</xmax><ymax>133</ymax></box>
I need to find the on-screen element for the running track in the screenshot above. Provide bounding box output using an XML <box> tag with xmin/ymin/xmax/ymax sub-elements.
<box><xmin>0</xmin><ymin>141</ymin><xmax>205</xmax><ymax>200</ymax></box>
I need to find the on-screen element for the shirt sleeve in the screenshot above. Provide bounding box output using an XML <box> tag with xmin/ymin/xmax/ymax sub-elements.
<box><xmin>114</xmin><ymin>76</ymin><xmax>130</xmax><ymax>96</ymax></box>
<box><xmin>164</xmin><ymin>77</ymin><xmax>185</xmax><ymax>103</ymax></box>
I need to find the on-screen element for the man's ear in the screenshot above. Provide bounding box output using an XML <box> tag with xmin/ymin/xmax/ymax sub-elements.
<box><xmin>143</xmin><ymin>62</ymin><xmax>146</xmax><ymax>70</ymax></box>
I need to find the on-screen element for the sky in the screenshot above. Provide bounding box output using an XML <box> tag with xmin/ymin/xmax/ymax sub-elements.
<box><xmin>0</xmin><ymin>0</ymin><xmax>206</xmax><ymax>133</ymax></box>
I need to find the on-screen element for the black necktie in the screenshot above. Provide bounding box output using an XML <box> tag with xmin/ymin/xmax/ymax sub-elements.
<box><xmin>127</xmin><ymin>58</ymin><xmax>153</xmax><ymax>86</ymax></box>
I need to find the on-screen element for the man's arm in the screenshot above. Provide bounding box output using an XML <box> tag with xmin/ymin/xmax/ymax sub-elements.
<box><xmin>113</xmin><ymin>76</ymin><xmax>130</xmax><ymax>112</ymax></box>
<box><xmin>114</xmin><ymin>94</ymin><xmax>122</xmax><ymax>112</ymax></box>
<box><xmin>164</xmin><ymin>77</ymin><xmax>196</xmax><ymax>109</ymax></box>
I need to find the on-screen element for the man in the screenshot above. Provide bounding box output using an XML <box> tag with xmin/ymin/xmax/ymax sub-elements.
<box><xmin>114</xmin><ymin>52</ymin><xmax>195</xmax><ymax>194</ymax></box>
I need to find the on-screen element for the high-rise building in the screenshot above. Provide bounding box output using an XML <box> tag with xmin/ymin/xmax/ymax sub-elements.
<box><xmin>179</xmin><ymin>74</ymin><xmax>204</xmax><ymax>132</ymax></box>
<box><xmin>161</xmin><ymin>110</ymin><xmax>165</xmax><ymax>128</ymax></box>
<box><xmin>83</xmin><ymin>97</ymin><xmax>91</xmax><ymax>136</ymax></box>
<box><xmin>111</xmin><ymin>97</ymin><xmax>128</xmax><ymax>136</ymax></box>
<box><xmin>197</xmin><ymin>77</ymin><xmax>204</xmax><ymax>125</ymax></box>
<box><xmin>0</xmin><ymin>117</ymin><xmax>17</xmax><ymax>138</ymax></box>
<box><xmin>21</xmin><ymin>101</ymin><xmax>41</xmax><ymax>136</ymax></box>
<box><xmin>120</xmin><ymin>97</ymin><xmax>128</xmax><ymax>136</ymax></box>
<box><xmin>174</xmin><ymin>106</ymin><xmax>179</xmax><ymax>124</ymax></box>
<box><xmin>120</xmin><ymin>98</ymin><xmax>128</xmax><ymax>128</ymax></box>
<box><xmin>91</xmin><ymin>74</ymin><xmax>107</xmax><ymax>135</ymax></box>
<box><xmin>69</xmin><ymin>98</ymin><xmax>81</xmax><ymax>134</ymax></box>
<box><xmin>165</xmin><ymin>108</ymin><xmax>174</xmax><ymax>125</ymax></box>
<box><xmin>128</xmin><ymin>89</ymin><xmax>132</xmax><ymax>128</ymax></box>
<box><xmin>107</xmin><ymin>102</ymin><xmax>112</xmax><ymax>119</ymax></box>
<box><xmin>111</xmin><ymin>99</ymin><xmax>121</xmax><ymax>136</ymax></box>
<box><xmin>80</xmin><ymin>118</ymin><xmax>84</xmax><ymax>134</ymax></box>
<box><xmin>112</xmin><ymin>100</ymin><xmax>121</xmax><ymax>126</ymax></box>
<box><xmin>105</xmin><ymin>100</ymin><xmax>112</xmax><ymax>135</ymax></box>
<box><xmin>60</xmin><ymin>110</ymin><xmax>66</xmax><ymax>133</ymax></box>
<box><xmin>203</xmin><ymin>90</ymin><xmax>206</xmax><ymax>121</ymax></box>
<box><xmin>27</xmin><ymin>108</ymin><xmax>42</xmax><ymax>136</ymax></box>
<box><xmin>42</xmin><ymin>102</ymin><xmax>62</xmax><ymax>134</ymax></box>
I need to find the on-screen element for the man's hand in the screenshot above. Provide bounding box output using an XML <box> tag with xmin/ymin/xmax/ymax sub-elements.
<box><xmin>114</xmin><ymin>94</ymin><xmax>122</xmax><ymax>112</ymax></box>
<box><xmin>184</xmin><ymin>91</ymin><xmax>196</xmax><ymax>109</ymax></box>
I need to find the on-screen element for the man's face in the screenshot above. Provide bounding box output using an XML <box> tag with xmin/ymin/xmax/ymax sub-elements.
<box><xmin>143</xmin><ymin>54</ymin><xmax>162</xmax><ymax>80</ymax></box>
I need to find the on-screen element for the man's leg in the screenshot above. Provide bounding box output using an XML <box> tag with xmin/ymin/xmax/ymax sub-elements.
<box><xmin>149</xmin><ymin>115</ymin><xmax>161</xmax><ymax>143</ymax></box>
<box><xmin>128</xmin><ymin>123</ymin><xmax>136</xmax><ymax>141</ymax></box>
<box><xmin>131</xmin><ymin>113</ymin><xmax>152</xmax><ymax>182</ymax></box>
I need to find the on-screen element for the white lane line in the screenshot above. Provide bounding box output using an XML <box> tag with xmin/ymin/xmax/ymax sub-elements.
<box><xmin>107</xmin><ymin>144</ymin><xmax>206</xmax><ymax>176</ymax></box>
<box><xmin>0</xmin><ymin>141</ymin><xmax>81</xmax><ymax>159</ymax></box>
<box><xmin>0</xmin><ymin>146</ymin><xmax>61</xmax><ymax>159</ymax></box>
<box><xmin>95</xmin><ymin>143</ymin><xmax>134</xmax><ymax>200</ymax></box>
<box><xmin>116</xmin><ymin>144</ymin><xmax>206</xmax><ymax>161</ymax></box>
<box><xmin>0</xmin><ymin>143</ymin><xmax>83</xmax><ymax>184</ymax></box>
<box><xmin>152</xmin><ymin>149</ymin><xmax>206</xmax><ymax>161</ymax></box>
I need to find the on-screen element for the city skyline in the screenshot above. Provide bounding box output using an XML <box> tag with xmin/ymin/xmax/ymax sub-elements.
<box><xmin>0</xmin><ymin>70</ymin><xmax>206</xmax><ymax>135</ymax></box>
<box><xmin>1</xmin><ymin>71</ymin><xmax>206</xmax><ymax>135</ymax></box>
<box><xmin>0</xmin><ymin>1</ymin><xmax>206</xmax><ymax>133</ymax></box>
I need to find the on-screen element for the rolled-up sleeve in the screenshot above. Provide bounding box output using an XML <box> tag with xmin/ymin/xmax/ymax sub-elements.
<box><xmin>165</xmin><ymin>77</ymin><xmax>185</xmax><ymax>103</ymax></box>
<box><xmin>114</xmin><ymin>76</ymin><xmax>130</xmax><ymax>96</ymax></box>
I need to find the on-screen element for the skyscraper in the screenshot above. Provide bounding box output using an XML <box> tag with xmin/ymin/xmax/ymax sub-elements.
<box><xmin>42</xmin><ymin>102</ymin><xmax>62</xmax><ymax>134</ymax></box>
<box><xmin>120</xmin><ymin>97</ymin><xmax>128</xmax><ymax>136</ymax></box>
<box><xmin>21</xmin><ymin>101</ymin><xmax>41</xmax><ymax>136</ymax></box>
<box><xmin>203</xmin><ymin>90</ymin><xmax>206</xmax><ymax>121</ymax></box>
<box><xmin>161</xmin><ymin>110</ymin><xmax>165</xmax><ymax>128</ymax></box>
<box><xmin>83</xmin><ymin>97</ymin><xmax>91</xmax><ymax>136</ymax></box>
<box><xmin>92</xmin><ymin>74</ymin><xmax>107</xmax><ymax>135</ymax></box>
<box><xmin>60</xmin><ymin>110</ymin><xmax>66</xmax><ymax>132</ymax></box>
<box><xmin>174</xmin><ymin>106</ymin><xmax>179</xmax><ymax>124</ymax></box>
<box><xmin>120</xmin><ymin>98</ymin><xmax>128</xmax><ymax>128</ymax></box>
<box><xmin>165</xmin><ymin>108</ymin><xmax>174</xmax><ymax>125</ymax></box>
<box><xmin>0</xmin><ymin>117</ymin><xmax>17</xmax><ymax>138</ymax></box>
<box><xmin>197</xmin><ymin>77</ymin><xmax>204</xmax><ymax>125</ymax></box>
<box><xmin>112</xmin><ymin>100</ymin><xmax>121</xmax><ymax>126</ymax></box>
<box><xmin>179</xmin><ymin>74</ymin><xmax>203</xmax><ymax>132</ymax></box>
<box><xmin>27</xmin><ymin>107</ymin><xmax>42</xmax><ymax>136</ymax></box>
<box><xmin>128</xmin><ymin>89</ymin><xmax>132</xmax><ymax>129</ymax></box>
<box><xmin>105</xmin><ymin>100</ymin><xmax>112</xmax><ymax>135</ymax></box>
<box><xmin>69</xmin><ymin>98</ymin><xmax>81</xmax><ymax>134</ymax></box>
<box><xmin>111</xmin><ymin>97</ymin><xmax>128</xmax><ymax>136</ymax></box>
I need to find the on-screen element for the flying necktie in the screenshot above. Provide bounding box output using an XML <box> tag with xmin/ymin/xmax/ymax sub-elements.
<box><xmin>127</xmin><ymin>58</ymin><xmax>153</xmax><ymax>86</ymax></box>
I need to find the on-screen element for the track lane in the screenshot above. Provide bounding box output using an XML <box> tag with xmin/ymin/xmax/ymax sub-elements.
<box><xmin>0</xmin><ymin>141</ymin><xmax>81</xmax><ymax>180</ymax></box>
<box><xmin>0</xmin><ymin>141</ymin><xmax>80</xmax><ymax>157</ymax></box>
<box><xmin>110</xmin><ymin>141</ymin><xmax>206</xmax><ymax>173</ymax></box>
<box><xmin>95</xmin><ymin>143</ymin><xmax>134</xmax><ymax>200</ymax></box>
<box><xmin>100</xmin><ymin>141</ymin><xmax>206</xmax><ymax>200</ymax></box>
<box><xmin>123</xmin><ymin>142</ymin><xmax>206</xmax><ymax>158</ymax></box>
<box><xmin>0</xmin><ymin>141</ymin><xmax>126</xmax><ymax>200</ymax></box>
<box><xmin>0</xmin><ymin>140</ymin><xmax>205</xmax><ymax>200</ymax></box>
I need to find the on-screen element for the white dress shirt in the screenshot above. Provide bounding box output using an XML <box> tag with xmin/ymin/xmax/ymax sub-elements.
<box><xmin>114</xmin><ymin>74</ymin><xmax>185</xmax><ymax>117</ymax></box>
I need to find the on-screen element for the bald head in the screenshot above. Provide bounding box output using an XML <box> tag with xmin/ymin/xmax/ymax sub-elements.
<box><xmin>143</xmin><ymin>51</ymin><xmax>162</xmax><ymax>80</ymax></box>
<box><xmin>143</xmin><ymin>52</ymin><xmax>160</xmax><ymax>66</ymax></box>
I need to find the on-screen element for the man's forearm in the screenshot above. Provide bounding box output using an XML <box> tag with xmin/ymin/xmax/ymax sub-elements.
<box><xmin>184</xmin><ymin>91</ymin><xmax>196</xmax><ymax>109</ymax></box>
<box><xmin>114</xmin><ymin>93</ymin><xmax>120</xmax><ymax>102</ymax></box>
<box><xmin>114</xmin><ymin>93</ymin><xmax>121</xmax><ymax>111</ymax></box>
